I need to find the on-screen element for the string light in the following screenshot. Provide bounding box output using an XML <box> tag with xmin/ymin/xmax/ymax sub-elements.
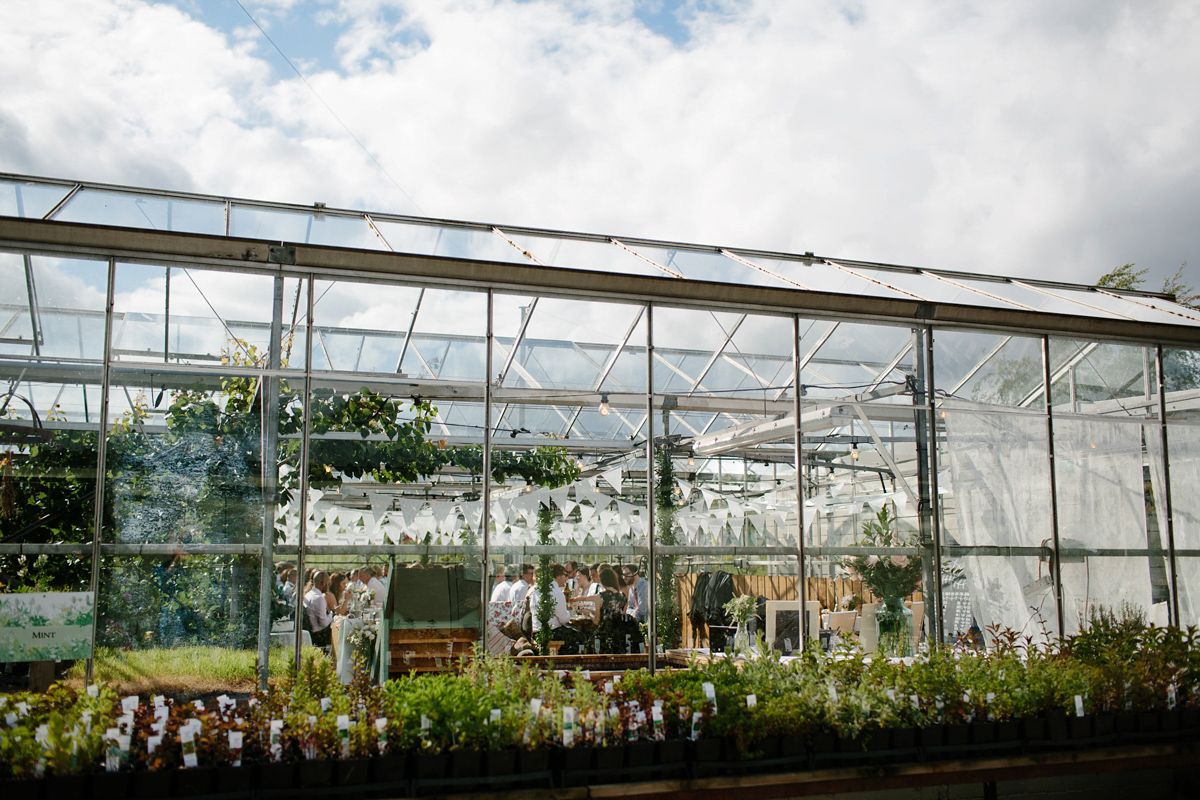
<box><xmin>599</xmin><ymin>393</ymin><xmax>610</xmax><ymax>416</ymax></box>
<box><xmin>852</xmin><ymin>443</ymin><xmax>859</xmax><ymax>461</ymax></box>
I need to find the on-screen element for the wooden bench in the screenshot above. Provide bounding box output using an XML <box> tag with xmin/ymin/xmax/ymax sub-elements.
<box><xmin>388</xmin><ymin>627</ymin><xmax>478</xmax><ymax>675</ymax></box>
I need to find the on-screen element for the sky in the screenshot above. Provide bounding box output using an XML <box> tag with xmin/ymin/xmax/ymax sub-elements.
<box><xmin>2</xmin><ymin>0</ymin><xmax>1199</xmax><ymax>289</ymax></box>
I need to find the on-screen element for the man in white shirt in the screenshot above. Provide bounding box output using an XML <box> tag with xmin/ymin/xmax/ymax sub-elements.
<box><xmin>532</xmin><ymin>566</ymin><xmax>573</xmax><ymax>633</ymax></box>
<box><xmin>304</xmin><ymin>570</ymin><xmax>334</xmax><ymax>646</ymax></box>
<box><xmin>509</xmin><ymin>563</ymin><xmax>535</xmax><ymax>612</ymax></box>
<box><xmin>362</xmin><ymin>565</ymin><xmax>386</xmax><ymax>608</ymax></box>
<box><xmin>490</xmin><ymin>566</ymin><xmax>513</xmax><ymax>604</ymax></box>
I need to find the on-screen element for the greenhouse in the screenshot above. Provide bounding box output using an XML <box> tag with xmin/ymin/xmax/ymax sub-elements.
<box><xmin>3</xmin><ymin>171</ymin><xmax>1200</xmax><ymax>688</ymax></box>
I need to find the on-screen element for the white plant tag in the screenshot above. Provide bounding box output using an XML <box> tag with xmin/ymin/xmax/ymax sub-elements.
<box><xmin>491</xmin><ymin>709</ymin><xmax>502</xmax><ymax>724</ymax></box>
<box><xmin>147</xmin><ymin>735</ymin><xmax>162</xmax><ymax>754</ymax></box>
<box><xmin>218</xmin><ymin>695</ymin><xmax>235</xmax><ymax>714</ymax></box>
<box><xmin>746</xmin><ymin>694</ymin><xmax>757</xmax><ymax>708</ymax></box>
<box><xmin>269</xmin><ymin>719</ymin><xmax>284</xmax><ymax>762</ymax></box>
<box><xmin>338</xmin><ymin>714</ymin><xmax>351</xmax><ymax>757</ymax></box>
<box><xmin>651</xmin><ymin>705</ymin><xmax>664</xmax><ymax>740</ymax></box>
<box><xmin>582</xmin><ymin>670</ymin><xmax>591</xmax><ymax>681</ymax></box>
<box><xmin>180</xmin><ymin>727</ymin><xmax>198</xmax><ymax>768</ymax></box>
<box><xmin>702</xmin><ymin>682</ymin><xmax>717</xmax><ymax>714</ymax></box>
<box><xmin>321</xmin><ymin>697</ymin><xmax>332</xmax><ymax>712</ymax></box>
<box><xmin>691</xmin><ymin>711</ymin><xmax>703</xmax><ymax>740</ymax></box>
<box><xmin>153</xmin><ymin>695</ymin><xmax>166</xmax><ymax>709</ymax></box>
<box><xmin>105</xmin><ymin>728</ymin><xmax>121</xmax><ymax>772</ymax></box>
<box><xmin>604</xmin><ymin>681</ymin><xmax>613</xmax><ymax>695</ymax></box>
<box><xmin>828</xmin><ymin>685</ymin><xmax>839</xmax><ymax>704</ymax></box>
<box><xmin>911</xmin><ymin>695</ymin><xmax>920</xmax><ymax>710</ymax></box>
<box><xmin>1074</xmin><ymin>695</ymin><xmax>1085</xmax><ymax>717</ymax></box>
<box><xmin>118</xmin><ymin>714</ymin><xmax>134</xmax><ymax>734</ymax></box>
<box><xmin>193</xmin><ymin>700</ymin><xmax>205</xmax><ymax>711</ymax></box>
<box><xmin>562</xmin><ymin>706</ymin><xmax>576</xmax><ymax>747</ymax></box>
<box><xmin>121</xmin><ymin>696</ymin><xmax>140</xmax><ymax>714</ymax></box>
<box><xmin>887</xmin><ymin>689</ymin><xmax>896</xmax><ymax>702</ymax></box>
<box><xmin>4</xmin><ymin>712</ymin><xmax>16</xmax><ymax>727</ymax></box>
<box><xmin>229</xmin><ymin>731</ymin><xmax>243</xmax><ymax>767</ymax></box>
<box><xmin>375</xmin><ymin>718</ymin><xmax>388</xmax><ymax>755</ymax></box>
<box><xmin>87</xmin><ymin>684</ymin><xmax>99</xmax><ymax>697</ymax></box>
<box><xmin>1169</xmin><ymin>685</ymin><xmax>1178</xmax><ymax>709</ymax></box>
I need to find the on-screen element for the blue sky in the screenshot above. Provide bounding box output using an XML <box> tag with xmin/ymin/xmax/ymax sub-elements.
<box><xmin>2</xmin><ymin>1</ymin><xmax>1199</xmax><ymax>289</ymax></box>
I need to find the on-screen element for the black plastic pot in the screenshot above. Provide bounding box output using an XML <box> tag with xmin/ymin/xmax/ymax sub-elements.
<box><xmin>0</xmin><ymin>777</ymin><xmax>41</xmax><ymax>800</ymax></box>
<box><xmin>449</xmin><ymin>749</ymin><xmax>483</xmax><ymax>779</ymax></box>
<box><xmin>335</xmin><ymin>758</ymin><xmax>372</xmax><ymax>787</ymax></box>
<box><xmin>132</xmin><ymin>767</ymin><xmax>176</xmax><ymax>799</ymax></box>
<box><xmin>970</xmin><ymin>722</ymin><xmax>996</xmax><ymax>745</ymax></box>
<box><xmin>90</xmin><ymin>771</ymin><xmax>132</xmax><ymax>799</ymax></box>
<box><xmin>413</xmin><ymin>751</ymin><xmax>449</xmax><ymax>780</ymax></box>
<box><xmin>369</xmin><ymin>754</ymin><xmax>408</xmax><ymax>789</ymax></box>
<box><xmin>256</xmin><ymin>761</ymin><xmax>296</xmax><ymax>793</ymax></box>
<box><xmin>43</xmin><ymin>774</ymin><xmax>87</xmax><ymax>800</ymax></box>
<box><xmin>296</xmin><ymin>759</ymin><xmax>334</xmax><ymax>788</ymax></box>
<box><xmin>626</xmin><ymin>740</ymin><xmax>655</xmax><ymax>770</ymax></box>
<box><xmin>485</xmin><ymin>748</ymin><xmax>518</xmax><ymax>777</ymax></box>
<box><xmin>996</xmin><ymin>720</ymin><xmax>1020</xmax><ymax>743</ymax></box>
<box><xmin>518</xmin><ymin>748</ymin><xmax>551</xmax><ymax>775</ymax></box>
<box><xmin>211</xmin><ymin>765</ymin><xmax>254</xmax><ymax>795</ymax></box>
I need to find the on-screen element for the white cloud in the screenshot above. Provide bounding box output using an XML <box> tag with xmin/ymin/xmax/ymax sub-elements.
<box><xmin>1</xmin><ymin>0</ymin><xmax>1198</xmax><ymax>288</ymax></box>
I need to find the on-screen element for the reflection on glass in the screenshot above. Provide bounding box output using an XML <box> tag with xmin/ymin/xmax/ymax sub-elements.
<box><xmin>98</xmin><ymin>555</ymin><xmax>262</xmax><ymax>649</ymax></box>
<box><xmin>739</xmin><ymin>255</ymin><xmax>909</xmax><ymax>298</ymax></box>
<box><xmin>502</xmin><ymin>233</ymin><xmax>670</xmax><ymax>277</ymax></box>
<box><xmin>1049</xmin><ymin>338</ymin><xmax>1154</xmax><ymax>409</ymax></box>
<box><xmin>0</xmin><ymin>179</ymin><xmax>72</xmax><ymax>219</ymax></box>
<box><xmin>373</xmin><ymin>219</ymin><xmax>530</xmax><ymax>264</ymax></box>
<box><xmin>56</xmin><ymin>189</ymin><xmax>226</xmax><ymax>235</ymax></box>
<box><xmin>231</xmin><ymin>207</ymin><xmax>381</xmax><ymax>249</ymax></box>
<box><xmin>934</xmin><ymin>331</ymin><xmax>1044</xmax><ymax>408</ymax></box>
<box><xmin>625</xmin><ymin>245</ymin><xmax>796</xmax><ymax>288</ymax></box>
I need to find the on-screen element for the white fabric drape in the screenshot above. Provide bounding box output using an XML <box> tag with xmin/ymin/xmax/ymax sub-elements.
<box><xmin>943</xmin><ymin>404</ymin><xmax>1058</xmax><ymax>642</ymax></box>
<box><xmin>1148</xmin><ymin>422</ymin><xmax>1200</xmax><ymax>626</ymax></box>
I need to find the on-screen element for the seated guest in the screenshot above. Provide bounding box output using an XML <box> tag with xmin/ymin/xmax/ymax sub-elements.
<box><xmin>527</xmin><ymin>563</ymin><xmax>584</xmax><ymax>654</ymax></box>
<box><xmin>362</xmin><ymin>565</ymin><xmax>386</xmax><ymax>608</ymax></box>
<box><xmin>594</xmin><ymin>566</ymin><xmax>643</xmax><ymax>654</ymax></box>
<box><xmin>573</xmin><ymin>566</ymin><xmax>592</xmax><ymax>598</ymax></box>
<box><xmin>304</xmin><ymin>570</ymin><xmax>334</xmax><ymax>647</ymax></box>
<box><xmin>328</xmin><ymin>571</ymin><xmax>348</xmax><ymax>615</ymax></box>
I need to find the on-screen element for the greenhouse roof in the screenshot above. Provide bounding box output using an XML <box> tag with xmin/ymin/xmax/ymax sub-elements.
<box><xmin>2</xmin><ymin>172</ymin><xmax>1199</xmax><ymax>345</ymax></box>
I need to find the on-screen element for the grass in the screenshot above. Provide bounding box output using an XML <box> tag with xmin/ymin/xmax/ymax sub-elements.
<box><xmin>59</xmin><ymin>646</ymin><xmax>324</xmax><ymax>698</ymax></box>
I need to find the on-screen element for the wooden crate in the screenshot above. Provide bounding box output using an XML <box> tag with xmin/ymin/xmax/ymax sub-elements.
<box><xmin>388</xmin><ymin>627</ymin><xmax>477</xmax><ymax>675</ymax></box>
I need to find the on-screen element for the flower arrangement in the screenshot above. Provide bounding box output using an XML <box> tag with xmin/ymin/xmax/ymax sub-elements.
<box><xmin>841</xmin><ymin>507</ymin><xmax>923</xmax><ymax>600</ymax></box>
<box><xmin>723</xmin><ymin>595</ymin><xmax>758</xmax><ymax>628</ymax></box>
<box><xmin>343</xmin><ymin>584</ymin><xmax>376</xmax><ymax>619</ymax></box>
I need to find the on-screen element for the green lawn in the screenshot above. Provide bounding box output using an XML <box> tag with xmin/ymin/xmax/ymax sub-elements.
<box><xmin>61</xmin><ymin>646</ymin><xmax>323</xmax><ymax>695</ymax></box>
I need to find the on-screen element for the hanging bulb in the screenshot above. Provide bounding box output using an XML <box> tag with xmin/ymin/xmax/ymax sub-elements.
<box><xmin>688</xmin><ymin>454</ymin><xmax>695</xmax><ymax>467</ymax></box>
<box><xmin>852</xmin><ymin>443</ymin><xmax>859</xmax><ymax>461</ymax></box>
<box><xmin>599</xmin><ymin>393</ymin><xmax>610</xmax><ymax>416</ymax></box>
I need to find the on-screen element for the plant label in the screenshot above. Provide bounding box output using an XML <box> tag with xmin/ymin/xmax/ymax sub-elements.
<box><xmin>604</xmin><ymin>681</ymin><xmax>613</xmax><ymax>695</ymax></box>
<box><xmin>338</xmin><ymin>714</ymin><xmax>350</xmax><ymax>757</ymax></box>
<box><xmin>87</xmin><ymin>684</ymin><xmax>98</xmax><ymax>697</ymax></box>
<box><xmin>153</xmin><ymin>695</ymin><xmax>165</xmax><ymax>708</ymax></box>
<box><xmin>229</xmin><ymin>731</ymin><xmax>243</xmax><ymax>767</ymax></box>
<box><xmin>828</xmin><ymin>685</ymin><xmax>839</xmax><ymax>704</ymax></box>
<box><xmin>491</xmin><ymin>709</ymin><xmax>502</xmax><ymax>724</ymax></box>
<box><xmin>582</xmin><ymin>670</ymin><xmax>591</xmax><ymax>681</ymax></box>
<box><xmin>746</xmin><ymin>694</ymin><xmax>757</xmax><ymax>708</ymax></box>
<box><xmin>269</xmin><ymin>719</ymin><xmax>284</xmax><ymax>762</ymax></box>
<box><xmin>691</xmin><ymin>711</ymin><xmax>703</xmax><ymax>740</ymax></box>
<box><xmin>147</xmin><ymin>735</ymin><xmax>162</xmax><ymax>754</ymax></box>
<box><xmin>180</xmin><ymin>728</ymin><xmax>198</xmax><ymax>768</ymax></box>
<box><xmin>376</xmin><ymin>718</ymin><xmax>388</xmax><ymax>755</ymax></box>
<box><xmin>4</xmin><ymin>712</ymin><xmax>15</xmax><ymax>727</ymax></box>
<box><xmin>321</xmin><ymin>697</ymin><xmax>332</xmax><ymax>712</ymax></box>
<box><xmin>193</xmin><ymin>700</ymin><xmax>205</xmax><ymax>711</ymax></box>
<box><xmin>651</xmin><ymin>706</ymin><xmax>664</xmax><ymax>740</ymax></box>
<box><xmin>121</xmin><ymin>696</ymin><xmax>139</xmax><ymax>714</ymax></box>
<box><xmin>563</xmin><ymin>706</ymin><xmax>576</xmax><ymax>747</ymax></box>
<box><xmin>1169</xmin><ymin>685</ymin><xmax>1178</xmax><ymax>709</ymax></box>
<box><xmin>105</xmin><ymin>728</ymin><xmax>121</xmax><ymax>773</ymax></box>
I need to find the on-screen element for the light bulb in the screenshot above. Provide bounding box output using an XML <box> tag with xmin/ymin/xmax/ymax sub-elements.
<box><xmin>599</xmin><ymin>393</ymin><xmax>610</xmax><ymax>416</ymax></box>
<box><xmin>688</xmin><ymin>454</ymin><xmax>695</xmax><ymax>467</ymax></box>
<box><xmin>852</xmin><ymin>444</ymin><xmax>859</xmax><ymax>461</ymax></box>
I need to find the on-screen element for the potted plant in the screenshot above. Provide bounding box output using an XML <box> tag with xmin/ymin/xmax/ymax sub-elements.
<box><xmin>841</xmin><ymin>507</ymin><xmax>922</xmax><ymax>657</ymax></box>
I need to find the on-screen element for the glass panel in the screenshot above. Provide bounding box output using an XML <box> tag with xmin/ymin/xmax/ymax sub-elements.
<box><xmin>230</xmin><ymin>206</ymin><xmax>382</xmax><ymax>249</ymax></box>
<box><xmin>851</xmin><ymin>267</ymin><xmax>1029</xmax><ymax>309</ymax></box>
<box><xmin>112</xmin><ymin>262</ymin><xmax>290</xmax><ymax>367</ymax></box>
<box><xmin>653</xmin><ymin>307</ymin><xmax>793</xmax><ymax>398</ymax></box>
<box><xmin>804</xmin><ymin>321</ymin><xmax>913</xmax><ymax>403</ymax></box>
<box><xmin>1053</xmin><ymin>414</ymin><xmax>1157</xmax><ymax>634</ymax></box>
<box><xmin>737</xmin><ymin>255</ymin><xmax>910</xmax><ymax>299</ymax></box>
<box><xmin>0</xmin><ymin>179</ymin><xmax>72</xmax><ymax>219</ymax></box>
<box><xmin>500</xmin><ymin>232</ymin><xmax>671</xmax><ymax>278</ymax></box>
<box><xmin>624</xmin><ymin>245</ymin><xmax>796</xmax><ymax>288</ymax></box>
<box><xmin>1043</xmin><ymin>285</ymin><xmax>1192</xmax><ymax>325</ymax></box>
<box><xmin>0</xmin><ymin>255</ymin><xmax>108</xmax><ymax>361</ymax></box>
<box><xmin>372</xmin><ymin>219</ymin><xmax>531</xmax><ymax>263</ymax></box>
<box><xmin>1163</xmin><ymin>422</ymin><xmax>1200</xmax><ymax>626</ymax></box>
<box><xmin>1049</xmin><ymin>338</ymin><xmax>1156</xmax><ymax>411</ymax></box>
<box><xmin>56</xmin><ymin>189</ymin><xmax>226</xmax><ymax>234</ymax></box>
<box><xmin>495</xmin><ymin>294</ymin><xmax>646</xmax><ymax>393</ymax></box>
<box><xmin>978</xmin><ymin>280</ymin><xmax>1112</xmax><ymax>317</ymax></box>
<box><xmin>97</xmin><ymin>555</ymin><xmax>263</xmax><ymax>649</ymax></box>
<box><xmin>102</xmin><ymin>368</ymin><xmax>291</xmax><ymax>547</ymax></box>
<box><xmin>311</xmin><ymin>279</ymin><xmax>424</xmax><ymax>373</ymax></box>
<box><xmin>933</xmin><ymin>330</ymin><xmax>1045</xmax><ymax>409</ymax></box>
<box><xmin>1125</xmin><ymin>294</ymin><xmax>1200</xmax><ymax>325</ymax></box>
<box><xmin>0</xmin><ymin>374</ymin><xmax>99</xmax><ymax>580</ymax></box>
<box><xmin>941</xmin><ymin>405</ymin><xmax>1057</xmax><ymax>643</ymax></box>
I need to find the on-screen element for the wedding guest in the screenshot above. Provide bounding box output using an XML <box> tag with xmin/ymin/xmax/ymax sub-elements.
<box><xmin>304</xmin><ymin>570</ymin><xmax>334</xmax><ymax>647</ymax></box>
<box><xmin>510</xmin><ymin>563</ymin><xmax>535</xmax><ymax>610</ymax></box>
<box><xmin>362</xmin><ymin>565</ymin><xmax>386</xmax><ymax>608</ymax></box>
<box><xmin>490</xmin><ymin>566</ymin><xmax>513</xmax><ymax>604</ymax></box>
<box><xmin>281</xmin><ymin>567</ymin><xmax>299</xmax><ymax>604</ymax></box>
<box><xmin>623</xmin><ymin>565</ymin><xmax>649</xmax><ymax>623</ymax></box>
<box><xmin>527</xmin><ymin>563</ymin><xmax>584</xmax><ymax>654</ymax></box>
<box><xmin>573</xmin><ymin>566</ymin><xmax>592</xmax><ymax>597</ymax></box>
<box><xmin>328</xmin><ymin>571</ymin><xmax>349</xmax><ymax>614</ymax></box>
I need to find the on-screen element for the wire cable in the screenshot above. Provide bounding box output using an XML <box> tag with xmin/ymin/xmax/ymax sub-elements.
<box><xmin>231</xmin><ymin>0</ymin><xmax>424</xmax><ymax>215</ymax></box>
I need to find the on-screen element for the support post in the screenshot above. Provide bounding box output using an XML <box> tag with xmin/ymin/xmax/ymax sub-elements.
<box><xmin>1042</xmin><ymin>336</ymin><xmax>1066</xmax><ymax>638</ymax></box>
<box><xmin>1157</xmin><ymin>345</ymin><xmax>1180</xmax><ymax>626</ymax></box>
<box><xmin>256</xmin><ymin>275</ymin><xmax>284</xmax><ymax>690</ymax></box>
<box><xmin>646</xmin><ymin>304</ymin><xmax>657</xmax><ymax>673</ymax></box>
<box><xmin>85</xmin><ymin>257</ymin><xmax>116</xmax><ymax>684</ymax></box>
<box><xmin>293</xmin><ymin>278</ymin><xmax>315</xmax><ymax>670</ymax></box>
